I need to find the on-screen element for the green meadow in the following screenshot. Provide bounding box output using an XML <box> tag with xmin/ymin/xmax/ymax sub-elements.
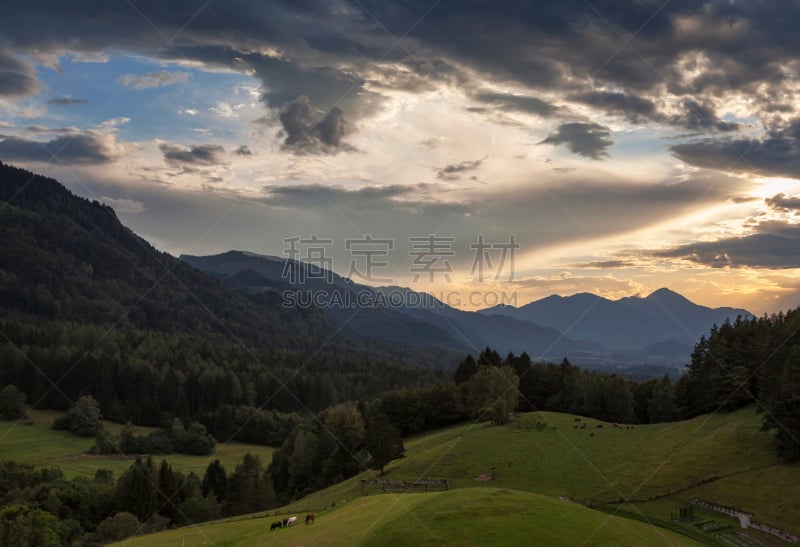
<box><xmin>103</xmin><ymin>405</ymin><xmax>800</xmax><ymax>545</ymax></box>
<box><xmin>274</xmin><ymin>407</ymin><xmax>798</xmax><ymax>532</ymax></box>
<box><xmin>5</xmin><ymin>406</ymin><xmax>798</xmax><ymax>545</ymax></box>
<box><xmin>113</xmin><ymin>488</ymin><xmax>703</xmax><ymax>547</ymax></box>
<box><xmin>0</xmin><ymin>410</ymin><xmax>274</xmax><ymax>479</ymax></box>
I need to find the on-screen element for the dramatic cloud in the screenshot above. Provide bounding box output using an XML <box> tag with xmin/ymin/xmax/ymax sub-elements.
<box><xmin>47</xmin><ymin>97</ymin><xmax>88</xmax><ymax>105</ymax></box>
<box><xmin>436</xmin><ymin>158</ymin><xmax>484</xmax><ymax>180</ymax></box>
<box><xmin>0</xmin><ymin>49</ymin><xmax>37</xmax><ymax>96</ymax></box>
<box><xmin>118</xmin><ymin>71</ymin><xmax>190</xmax><ymax>90</ymax></box>
<box><xmin>0</xmin><ymin>1</ymin><xmax>799</xmax><ymax>115</ymax></box>
<box><xmin>671</xmin><ymin>120</ymin><xmax>800</xmax><ymax>178</ymax></box>
<box><xmin>569</xmin><ymin>91</ymin><xmax>656</xmax><ymax>123</ymax></box>
<box><xmin>672</xmin><ymin>99</ymin><xmax>739</xmax><ymax>133</ymax></box>
<box><xmin>159</xmin><ymin>143</ymin><xmax>226</xmax><ymax>167</ymax></box>
<box><xmin>0</xmin><ymin>132</ymin><xmax>124</xmax><ymax>164</ymax></box>
<box><xmin>540</xmin><ymin>122</ymin><xmax>613</xmax><ymax>159</ymax></box>
<box><xmin>260</xmin><ymin>183</ymin><xmax>462</xmax><ymax>214</ymax></box>
<box><xmin>765</xmin><ymin>193</ymin><xmax>800</xmax><ymax>213</ymax></box>
<box><xmin>4</xmin><ymin>1</ymin><xmax>800</xmax><ymax>312</ymax></box>
<box><xmin>278</xmin><ymin>96</ymin><xmax>354</xmax><ymax>154</ymax></box>
<box><xmin>471</xmin><ymin>91</ymin><xmax>556</xmax><ymax>117</ymax></box>
<box><xmin>653</xmin><ymin>222</ymin><xmax>800</xmax><ymax>269</ymax></box>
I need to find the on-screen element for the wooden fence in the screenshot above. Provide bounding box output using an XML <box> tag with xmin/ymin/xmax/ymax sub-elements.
<box><xmin>360</xmin><ymin>478</ymin><xmax>449</xmax><ymax>494</ymax></box>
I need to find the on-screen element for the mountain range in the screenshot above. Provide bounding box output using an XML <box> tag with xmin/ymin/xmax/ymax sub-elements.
<box><xmin>181</xmin><ymin>251</ymin><xmax>752</xmax><ymax>371</ymax></box>
<box><xmin>0</xmin><ymin>160</ymin><xmax>751</xmax><ymax>376</ymax></box>
<box><xmin>481</xmin><ymin>289</ymin><xmax>751</xmax><ymax>352</ymax></box>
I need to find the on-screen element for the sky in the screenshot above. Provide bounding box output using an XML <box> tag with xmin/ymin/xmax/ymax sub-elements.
<box><xmin>2</xmin><ymin>0</ymin><xmax>800</xmax><ymax>314</ymax></box>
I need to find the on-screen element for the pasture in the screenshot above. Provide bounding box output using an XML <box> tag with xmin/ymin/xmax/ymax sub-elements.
<box><xmin>6</xmin><ymin>406</ymin><xmax>799</xmax><ymax>544</ymax></box>
<box><xmin>0</xmin><ymin>410</ymin><xmax>275</xmax><ymax>479</ymax></box>
<box><xmin>273</xmin><ymin>406</ymin><xmax>798</xmax><ymax>533</ymax></box>
<box><xmin>112</xmin><ymin>487</ymin><xmax>703</xmax><ymax>547</ymax></box>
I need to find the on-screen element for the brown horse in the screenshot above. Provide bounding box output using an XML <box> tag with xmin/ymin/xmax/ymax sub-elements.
<box><xmin>305</xmin><ymin>514</ymin><xmax>315</xmax><ymax>525</ymax></box>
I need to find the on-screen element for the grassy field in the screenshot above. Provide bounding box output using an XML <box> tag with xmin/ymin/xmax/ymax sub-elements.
<box><xmin>0</xmin><ymin>410</ymin><xmax>275</xmax><ymax>479</ymax></box>
<box><xmin>265</xmin><ymin>407</ymin><xmax>799</xmax><ymax>536</ymax></box>
<box><xmin>112</xmin><ymin>487</ymin><xmax>703</xmax><ymax>547</ymax></box>
<box><xmin>6</xmin><ymin>406</ymin><xmax>798</xmax><ymax>544</ymax></box>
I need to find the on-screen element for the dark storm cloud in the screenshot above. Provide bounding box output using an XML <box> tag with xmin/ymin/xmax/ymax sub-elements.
<box><xmin>159</xmin><ymin>143</ymin><xmax>226</xmax><ymax>167</ymax></box>
<box><xmin>540</xmin><ymin>122</ymin><xmax>613</xmax><ymax>159</ymax></box>
<box><xmin>436</xmin><ymin>158</ymin><xmax>484</xmax><ymax>180</ymax></box>
<box><xmin>47</xmin><ymin>97</ymin><xmax>88</xmax><ymax>105</ymax></box>
<box><xmin>0</xmin><ymin>49</ymin><xmax>38</xmax><ymax>96</ymax></box>
<box><xmin>671</xmin><ymin>120</ymin><xmax>800</xmax><ymax>178</ymax></box>
<box><xmin>672</xmin><ymin>99</ymin><xmax>739</xmax><ymax>132</ymax></box>
<box><xmin>234</xmin><ymin>145</ymin><xmax>252</xmax><ymax>156</ymax></box>
<box><xmin>2</xmin><ymin>0</ymin><xmax>799</xmax><ymax>151</ymax></box>
<box><xmin>0</xmin><ymin>2</ymin><xmax>793</xmax><ymax>99</ymax></box>
<box><xmin>0</xmin><ymin>132</ymin><xmax>124</xmax><ymax>164</ymax></box>
<box><xmin>765</xmin><ymin>193</ymin><xmax>800</xmax><ymax>212</ymax></box>
<box><xmin>653</xmin><ymin>221</ymin><xmax>800</xmax><ymax>269</ymax></box>
<box><xmin>569</xmin><ymin>91</ymin><xmax>657</xmax><ymax>123</ymax></box>
<box><xmin>260</xmin><ymin>182</ymin><xmax>465</xmax><ymax>214</ymax></box>
<box><xmin>570</xmin><ymin>92</ymin><xmax>738</xmax><ymax>132</ymax></box>
<box><xmin>471</xmin><ymin>91</ymin><xmax>556</xmax><ymax>117</ymax></box>
<box><xmin>278</xmin><ymin>96</ymin><xmax>354</xmax><ymax>154</ymax></box>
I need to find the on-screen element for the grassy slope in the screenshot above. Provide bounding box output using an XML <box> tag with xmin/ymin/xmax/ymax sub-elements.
<box><xmin>114</xmin><ymin>488</ymin><xmax>702</xmax><ymax>547</ymax></box>
<box><xmin>7</xmin><ymin>406</ymin><xmax>798</xmax><ymax>543</ymax></box>
<box><xmin>0</xmin><ymin>410</ymin><xmax>274</xmax><ymax>479</ymax></box>
<box><xmin>279</xmin><ymin>407</ymin><xmax>799</xmax><ymax>533</ymax></box>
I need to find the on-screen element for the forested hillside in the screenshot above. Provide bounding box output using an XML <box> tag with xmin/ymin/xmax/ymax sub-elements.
<box><xmin>0</xmin><ymin>162</ymin><xmax>446</xmax><ymax>436</ymax></box>
<box><xmin>676</xmin><ymin>312</ymin><xmax>800</xmax><ymax>460</ymax></box>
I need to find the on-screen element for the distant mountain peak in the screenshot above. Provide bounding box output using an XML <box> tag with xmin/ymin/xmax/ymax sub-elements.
<box><xmin>645</xmin><ymin>287</ymin><xmax>693</xmax><ymax>304</ymax></box>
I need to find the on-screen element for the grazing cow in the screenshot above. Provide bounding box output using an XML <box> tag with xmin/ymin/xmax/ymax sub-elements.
<box><xmin>305</xmin><ymin>514</ymin><xmax>315</xmax><ymax>525</ymax></box>
<box><xmin>596</xmin><ymin>424</ymin><xmax>603</xmax><ymax>429</ymax></box>
<box><xmin>573</xmin><ymin>417</ymin><xmax>581</xmax><ymax>422</ymax></box>
<box><xmin>580</xmin><ymin>422</ymin><xmax>587</xmax><ymax>429</ymax></box>
<box><xmin>271</xmin><ymin>521</ymin><xmax>282</xmax><ymax>531</ymax></box>
<box><xmin>573</xmin><ymin>425</ymin><xmax>578</xmax><ymax>429</ymax></box>
<box><xmin>286</xmin><ymin>516</ymin><xmax>298</xmax><ymax>527</ymax></box>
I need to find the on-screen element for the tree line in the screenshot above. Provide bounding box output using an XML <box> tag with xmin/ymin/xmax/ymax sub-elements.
<box><xmin>675</xmin><ymin>312</ymin><xmax>800</xmax><ymax>460</ymax></box>
<box><xmin>0</xmin><ymin>454</ymin><xmax>275</xmax><ymax>546</ymax></box>
<box><xmin>266</xmin><ymin>349</ymin><xmax>683</xmax><ymax>504</ymax></box>
<box><xmin>0</xmin><ymin>319</ymin><xmax>444</xmax><ymax>442</ymax></box>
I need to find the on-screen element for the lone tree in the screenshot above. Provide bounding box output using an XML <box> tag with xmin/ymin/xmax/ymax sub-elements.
<box><xmin>365</xmin><ymin>412</ymin><xmax>404</xmax><ymax>476</ymax></box>
<box><xmin>52</xmin><ymin>395</ymin><xmax>102</xmax><ymax>436</ymax></box>
<box><xmin>0</xmin><ymin>385</ymin><xmax>28</xmax><ymax>421</ymax></box>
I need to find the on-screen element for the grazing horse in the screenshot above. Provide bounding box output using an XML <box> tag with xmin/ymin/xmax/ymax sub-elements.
<box><xmin>286</xmin><ymin>516</ymin><xmax>298</xmax><ymax>527</ymax></box>
<box><xmin>270</xmin><ymin>521</ymin><xmax>282</xmax><ymax>531</ymax></box>
<box><xmin>305</xmin><ymin>514</ymin><xmax>315</xmax><ymax>525</ymax></box>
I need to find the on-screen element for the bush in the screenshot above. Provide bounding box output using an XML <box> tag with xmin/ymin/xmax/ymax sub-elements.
<box><xmin>0</xmin><ymin>385</ymin><xmax>28</xmax><ymax>421</ymax></box>
<box><xmin>170</xmin><ymin>420</ymin><xmax>216</xmax><ymax>455</ymax></box>
<box><xmin>52</xmin><ymin>396</ymin><xmax>102</xmax><ymax>437</ymax></box>
<box><xmin>95</xmin><ymin>511</ymin><xmax>139</xmax><ymax>543</ymax></box>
